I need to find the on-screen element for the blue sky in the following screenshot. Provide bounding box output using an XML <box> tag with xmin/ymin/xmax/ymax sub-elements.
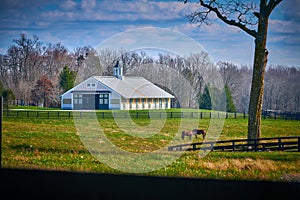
<box><xmin>0</xmin><ymin>0</ymin><xmax>299</xmax><ymax>66</ymax></box>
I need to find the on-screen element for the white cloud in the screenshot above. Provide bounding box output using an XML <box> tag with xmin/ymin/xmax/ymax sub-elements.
<box><xmin>269</xmin><ymin>19</ymin><xmax>300</xmax><ymax>34</ymax></box>
<box><xmin>0</xmin><ymin>0</ymin><xmax>299</xmax><ymax>66</ymax></box>
<box><xmin>60</xmin><ymin>0</ymin><xmax>77</xmax><ymax>10</ymax></box>
<box><xmin>81</xmin><ymin>0</ymin><xmax>96</xmax><ymax>11</ymax></box>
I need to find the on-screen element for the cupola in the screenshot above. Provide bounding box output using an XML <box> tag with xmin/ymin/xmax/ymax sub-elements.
<box><xmin>113</xmin><ymin>61</ymin><xmax>123</xmax><ymax>80</ymax></box>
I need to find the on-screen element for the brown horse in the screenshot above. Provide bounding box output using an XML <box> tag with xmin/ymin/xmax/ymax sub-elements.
<box><xmin>181</xmin><ymin>130</ymin><xmax>197</xmax><ymax>140</ymax></box>
<box><xmin>192</xmin><ymin>129</ymin><xmax>206</xmax><ymax>139</ymax></box>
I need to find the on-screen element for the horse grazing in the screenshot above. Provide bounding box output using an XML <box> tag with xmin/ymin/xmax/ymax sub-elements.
<box><xmin>181</xmin><ymin>130</ymin><xmax>197</xmax><ymax>140</ymax></box>
<box><xmin>192</xmin><ymin>129</ymin><xmax>206</xmax><ymax>139</ymax></box>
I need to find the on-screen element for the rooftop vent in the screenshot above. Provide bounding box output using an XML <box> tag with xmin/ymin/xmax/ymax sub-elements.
<box><xmin>113</xmin><ymin>61</ymin><xmax>123</xmax><ymax>80</ymax></box>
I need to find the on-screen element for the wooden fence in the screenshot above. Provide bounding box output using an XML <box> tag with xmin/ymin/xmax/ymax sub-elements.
<box><xmin>262</xmin><ymin>110</ymin><xmax>300</xmax><ymax>120</ymax></box>
<box><xmin>3</xmin><ymin>109</ymin><xmax>247</xmax><ymax>119</ymax></box>
<box><xmin>3</xmin><ymin>109</ymin><xmax>300</xmax><ymax>120</ymax></box>
<box><xmin>168</xmin><ymin>136</ymin><xmax>300</xmax><ymax>152</ymax></box>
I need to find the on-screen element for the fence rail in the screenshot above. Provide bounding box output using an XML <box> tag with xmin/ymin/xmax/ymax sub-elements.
<box><xmin>2</xmin><ymin>109</ymin><xmax>300</xmax><ymax>120</ymax></box>
<box><xmin>262</xmin><ymin>110</ymin><xmax>300</xmax><ymax>120</ymax></box>
<box><xmin>3</xmin><ymin>109</ymin><xmax>248</xmax><ymax>119</ymax></box>
<box><xmin>168</xmin><ymin>136</ymin><xmax>300</xmax><ymax>152</ymax></box>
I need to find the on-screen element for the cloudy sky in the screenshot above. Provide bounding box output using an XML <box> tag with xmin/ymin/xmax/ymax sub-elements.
<box><xmin>0</xmin><ymin>0</ymin><xmax>299</xmax><ymax>66</ymax></box>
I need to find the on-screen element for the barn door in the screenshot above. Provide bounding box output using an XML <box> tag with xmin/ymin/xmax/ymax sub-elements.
<box><xmin>99</xmin><ymin>94</ymin><xmax>109</xmax><ymax>110</ymax></box>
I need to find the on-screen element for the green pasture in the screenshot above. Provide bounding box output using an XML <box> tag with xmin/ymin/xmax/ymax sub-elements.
<box><xmin>2</xmin><ymin>111</ymin><xmax>300</xmax><ymax>182</ymax></box>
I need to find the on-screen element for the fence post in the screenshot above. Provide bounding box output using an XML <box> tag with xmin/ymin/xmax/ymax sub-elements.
<box><xmin>193</xmin><ymin>144</ymin><xmax>196</xmax><ymax>150</ymax></box>
<box><xmin>278</xmin><ymin>138</ymin><xmax>283</xmax><ymax>151</ymax></box>
<box><xmin>254</xmin><ymin>139</ymin><xmax>258</xmax><ymax>152</ymax></box>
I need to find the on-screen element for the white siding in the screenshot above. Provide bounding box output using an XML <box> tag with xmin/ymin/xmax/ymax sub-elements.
<box><xmin>110</xmin><ymin>91</ymin><xmax>121</xmax><ymax>110</ymax></box>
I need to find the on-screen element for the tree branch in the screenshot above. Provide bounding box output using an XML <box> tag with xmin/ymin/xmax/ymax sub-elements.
<box><xmin>266</xmin><ymin>0</ymin><xmax>283</xmax><ymax>17</ymax></box>
<box><xmin>199</xmin><ymin>0</ymin><xmax>257</xmax><ymax>38</ymax></box>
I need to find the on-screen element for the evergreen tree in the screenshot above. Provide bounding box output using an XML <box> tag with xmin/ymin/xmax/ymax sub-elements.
<box><xmin>59</xmin><ymin>66</ymin><xmax>76</xmax><ymax>92</ymax></box>
<box><xmin>225</xmin><ymin>85</ymin><xmax>236</xmax><ymax>112</ymax></box>
<box><xmin>0</xmin><ymin>81</ymin><xmax>15</xmax><ymax>109</ymax></box>
<box><xmin>199</xmin><ymin>85</ymin><xmax>211</xmax><ymax>110</ymax></box>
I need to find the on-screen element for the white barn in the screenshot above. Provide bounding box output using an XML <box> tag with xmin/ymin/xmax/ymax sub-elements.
<box><xmin>59</xmin><ymin>62</ymin><xmax>174</xmax><ymax>110</ymax></box>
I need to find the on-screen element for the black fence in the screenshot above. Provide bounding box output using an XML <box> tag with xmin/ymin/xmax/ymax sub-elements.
<box><xmin>3</xmin><ymin>109</ymin><xmax>300</xmax><ymax>120</ymax></box>
<box><xmin>168</xmin><ymin>136</ymin><xmax>300</xmax><ymax>152</ymax></box>
<box><xmin>3</xmin><ymin>109</ymin><xmax>248</xmax><ymax>119</ymax></box>
<box><xmin>262</xmin><ymin>110</ymin><xmax>300</xmax><ymax>120</ymax></box>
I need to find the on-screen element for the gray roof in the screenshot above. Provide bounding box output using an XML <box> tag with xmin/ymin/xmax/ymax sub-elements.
<box><xmin>93</xmin><ymin>76</ymin><xmax>174</xmax><ymax>99</ymax></box>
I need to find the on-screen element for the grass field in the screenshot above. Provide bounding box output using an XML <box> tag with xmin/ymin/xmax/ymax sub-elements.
<box><xmin>2</xmin><ymin>111</ymin><xmax>300</xmax><ymax>182</ymax></box>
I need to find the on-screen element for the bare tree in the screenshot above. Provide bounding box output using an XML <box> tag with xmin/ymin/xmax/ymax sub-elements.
<box><xmin>97</xmin><ymin>49</ymin><xmax>119</xmax><ymax>76</ymax></box>
<box><xmin>264</xmin><ymin>65</ymin><xmax>300</xmax><ymax>112</ymax></box>
<box><xmin>181</xmin><ymin>0</ymin><xmax>282</xmax><ymax>140</ymax></box>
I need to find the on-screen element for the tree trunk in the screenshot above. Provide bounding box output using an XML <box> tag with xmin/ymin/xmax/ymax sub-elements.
<box><xmin>248</xmin><ymin>4</ymin><xmax>269</xmax><ymax>141</ymax></box>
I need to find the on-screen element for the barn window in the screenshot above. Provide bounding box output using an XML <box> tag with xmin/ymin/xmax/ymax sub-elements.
<box><xmin>135</xmin><ymin>99</ymin><xmax>139</xmax><ymax>109</ymax></box>
<box><xmin>63</xmin><ymin>99</ymin><xmax>71</xmax><ymax>104</ymax></box>
<box><xmin>148</xmin><ymin>98</ymin><xmax>151</xmax><ymax>109</ymax></box>
<box><xmin>142</xmin><ymin>99</ymin><xmax>145</xmax><ymax>109</ymax></box>
<box><xmin>164</xmin><ymin>98</ymin><xmax>168</xmax><ymax>108</ymax></box>
<box><xmin>111</xmin><ymin>99</ymin><xmax>120</xmax><ymax>104</ymax></box>
<box><xmin>86</xmin><ymin>83</ymin><xmax>96</xmax><ymax>88</ymax></box>
<box><xmin>130</xmin><ymin>99</ymin><xmax>133</xmax><ymax>109</ymax></box>
<box><xmin>159</xmin><ymin>98</ymin><xmax>162</xmax><ymax>109</ymax></box>
<box><xmin>74</xmin><ymin>94</ymin><xmax>82</xmax><ymax>104</ymax></box>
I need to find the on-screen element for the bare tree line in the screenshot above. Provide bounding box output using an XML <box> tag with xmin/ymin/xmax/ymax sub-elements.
<box><xmin>0</xmin><ymin>34</ymin><xmax>299</xmax><ymax>112</ymax></box>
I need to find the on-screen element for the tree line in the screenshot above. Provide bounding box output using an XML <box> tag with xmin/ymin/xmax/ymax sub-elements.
<box><xmin>0</xmin><ymin>34</ymin><xmax>299</xmax><ymax>112</ymax></box>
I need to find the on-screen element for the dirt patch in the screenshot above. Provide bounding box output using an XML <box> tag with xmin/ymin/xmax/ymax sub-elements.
<box><xmin>193</xmin><ymin>158</ymin><xmax>278</xmax><ymax>172</ymax></box>
<box><xmin>230</xmin><ymin>158</ymin><xmax>278</xmax><ymax>172</ymax></box>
